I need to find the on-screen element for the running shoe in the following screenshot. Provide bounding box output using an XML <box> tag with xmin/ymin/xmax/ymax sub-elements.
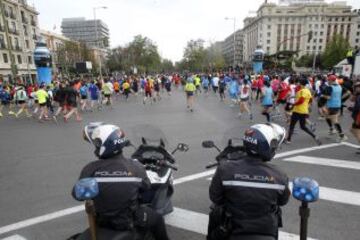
<box><xmin>284</xmin><ymin>140</ymin><xmax>291</xmax><ymax>144</ymax></box>
<box><xmin>338</xmin><ymin>135</ymin><xmax>348</xmax><ymax>142</ymax></box>
<box><xmin>310</xmin><ymin>122</ymin><xmax>316</xmax><ymax>132</ymax></box>
<box><xmin>328</xmin><ymin>129</ymin><xmax>337</xmax><ymax>135</ymax></box>
<box><xmin>8</xmin><ymin>111</ymin><xmax>15</xmax><ymax>115</ymax></box>
<box><xmin>0</xmin><ymin>112</ymin><xmax>3</xmax><ymax>117</ymax></box>
<box><xmin>52</xmin><ymin>115</ymin><xmax>58</xmax><ymax>124</ymax></box>
<box><xmin>315</xmin><ymin>137</ymin><xmax>322</xmax><ymax>146</ymax></box>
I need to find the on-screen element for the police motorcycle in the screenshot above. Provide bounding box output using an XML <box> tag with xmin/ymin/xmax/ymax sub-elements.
<box><xmin>202</xmin><ymin>123</ymin><xmax>320</xmax><ymax>240</ymax></box>
<box><xmin>130</xmin><ymin>124</ymin><xmax>189</xmax><ymax>215</ymax></box>
<box><xmin>69</xmin><ymin>123</ymin><xmax>188</xmax><ymax>240</ymax></box>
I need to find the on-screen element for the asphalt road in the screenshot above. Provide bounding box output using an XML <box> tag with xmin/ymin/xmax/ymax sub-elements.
<box><xmin>0</xmin><ymin>88</ymin><xmax>359</xmax><ymax>240</ymax></box>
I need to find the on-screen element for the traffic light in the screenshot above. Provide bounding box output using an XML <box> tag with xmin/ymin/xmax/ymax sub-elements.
<box><xmin>307</xmin><ymin>31</ymin><xmax>313</xmax><ymax>43</ymax></box>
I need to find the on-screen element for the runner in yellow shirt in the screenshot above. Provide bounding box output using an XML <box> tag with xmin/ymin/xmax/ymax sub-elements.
<box><xmin>184</xmin><ymin>77</ymin><xmax>196</xmax><ymax>112</ymax></box>
<box><xmin>285</xmin><ymin>78</ymin><xmax>321</xmax><ymax>145</ymax></box>
<box><xmin>35</xmin><ymin>85</ymin><xmax>49</xmax><ymax>122</ymax></box>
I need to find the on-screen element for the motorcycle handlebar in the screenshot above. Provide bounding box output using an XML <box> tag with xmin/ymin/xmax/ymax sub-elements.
<box><xmin>206</xmin><ymin>162</ymin><xmax>219</xmax><ymax>169</ymax></box>
<box><xmin>163</xmin><ymin>161</ymin><xmax>178</xmax><ymax>171</ymax></box>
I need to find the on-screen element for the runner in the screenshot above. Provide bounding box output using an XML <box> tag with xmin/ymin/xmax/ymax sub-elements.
<box><xmin>122</xmin><ymin>79</ymin><xmax>131</xmax><ymax>100</ymax></box>
<box><xmin>53</xmin><ymin>82</ymin><xmax>67</xmax><ymax>122</ymax></box>
<box><xmin>194</xmin><ymin>74</ymin><xmax>201</xmax><ymax>95</ymax></box>
<box><xmin>184</xmin><ymin>77</ymin><xmax>196</xmax><ymax>112</ymax></box>
<box><xmin>285</xmin><ymin>78</ymin><xmax>321</xmax><ymax>145</ymax></box>
<box><xmin>218</xmin><ymin>75</ymin><xmax>226</xmax><ymax>101</ymax></box>
<box><xmin>113</xmin><ymin>80</ymin><xmax>120</xmax><ymax>100</ymax></box>
<box><xmin>13</xmin><ymin>85</ymin><xmax>31</xmax><ymax>118</ymax></box>
<box><xmin>102</xmin><ymin>79</ymin><xmax>114</xmax><ymax>107</ymax></box>
<box><xmin>164</xmin><ymin>76</ymin><xmax>172</xmax><ymax>96</ymax></box>
<box><xmin>89</xmin><ymin>80</ymin><xmax>101</xmax><ymax>111</ymax></box>
<box><xmin>238</xmin><ymin>77</ymin><xmax>253</xmax><ymax>120</ymax></box>
<box><xmin>349</xmin><ymin>81</ymin><xmax>360</xmax><ymax>154</ymax></box>
<box><xmin>143</xmin><ymin>78</ymin><xmax>153</xmax><ymax>105</ymax></box>
<box><xmin>323</xmin><ymin>75</ymin><xmax>347</xmax><ymax>142</ymax></box>
<box><xmin>35</xmin><ymin>84</ymin><xmax>49</xmax><ymax>122</ymax></box>
<box><xmin>201</xmin><ymin>74</ymin><xmax>210</xmax><ymax>96</ymax></box>
<box><xmin>63</xmin><ymin>81</ymin><xmax>82</xmax><ymax>122</ymax></box>
<box><xmin>211</xmin><ymin>74</ymin><xmax>219</xmax><ymax>93</ymax></box>
<box><xmin>154</xmin><ymin>77</ymin><xmax>161</xmax><ymax>102</ymax></box>
<box><xmin>284</xmin><ymin>77</ymin><xmax>296</xmax><ymax>125</ymax></box>
<box><xmin>261</xmin><ymin>80</ymin><xmax>274</xmax><ymax>122</ymax></box>
<box><xmin>79</xmin><ymin>81</ymin><xmax>88</xmax><ymax>111</ymax></box>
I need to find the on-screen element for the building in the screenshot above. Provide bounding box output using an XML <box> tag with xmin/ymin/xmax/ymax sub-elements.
<box><xmin>61</xmin><ymin>17</ymin><xmax>109</xmax><ymax>49</ymax></box>
<box><xmin>0</xmin><ymin>0</ymin><xmax>39</xmax><ymax>83</ymax></box>
<box><xmin>242</xmin><ymin>1</ymin><xmax>359</xmax><ymax>63</ymax></box>
<box><xmin>221</xmin><ymin>29</ymin><xmax>244</xmax><ymax>67</ymax></box>
<box><xmin>40</xmin><ymin>29</ymin><xmax>70</xmax><ymax>74</ymax></box>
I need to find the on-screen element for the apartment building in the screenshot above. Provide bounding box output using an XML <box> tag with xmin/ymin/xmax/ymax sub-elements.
<box><xmin>221</xmin><ymin>29</ymin><xmax>244</xmax><ymax>66</ymax></box>
<box><xmin>0</xmin><ymin>0</ymin><xmax>39</xmax><ymax>83</ymax></box>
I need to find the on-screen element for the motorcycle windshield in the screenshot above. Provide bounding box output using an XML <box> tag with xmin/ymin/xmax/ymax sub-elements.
<box><xmin>218</xmin><ymin>125</ymin><xmax>247</xmax><ymax>161</ymax></box>
<box><xmin>130</xmin><ymin>124</ymin><xmax>169</xmax><ymax>147</ymax></box>
<box><xmin>221</xmin><ymin>125</ymin><xmax>244</xmax><ymax>148</ymax></box>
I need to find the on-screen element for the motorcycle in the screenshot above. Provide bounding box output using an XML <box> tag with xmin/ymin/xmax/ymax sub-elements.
<box><xmin>69</xmin><ymin>124</ymin><xmax>188</xmax><ymax>240</ymax></box>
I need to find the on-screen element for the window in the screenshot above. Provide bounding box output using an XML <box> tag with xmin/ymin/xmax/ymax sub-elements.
<box><xmin>307</xmin><ymin>46</ymin><xmax>310</xmax><ymax>50</ymax></box>
<box><xmin>23</xmin><ymin>25</ymin><xmax>27</xmax><ymax>35</ymax></box>
<box><xmin>267</xmin><ymin>32</ymin><xmax>271</xmax><ymax>37</ymax></box>
<box><xmin>309</xmin><ymin>24</ymin><xmax>312</xmax><ymax>28</ymax></box>
<box><xmin>335</xmin><ymin>17</ymin><xmax>338</xmax><ymax>21</ymax></box>
<box><xmin>342</xmin><ymin>17</ymin><xmax>345</xmax><ymax>21</ymax></box>
<box><xmin>267</xmin><ymin>40</ymin><xmax>271</xmax><ymax>44</ymax></box>
<box><xmin>313</xmin><ymin>39</ymin><xmax>317</xmax><ymax>43</ymax></box>
<box><xmin>17</xmin><ymin>55</ymin><xmax>22</xmax><ymax>64</ymax></box>
<box><xmin>28</xmin><ymin>56</ymin><xmax>32</xmax><ymax>64</ymax></box>
<box><xmin>313</xmin><ymin>46</ymin><xmax>316</xmax><ymax>50</ymax></box>
<box><xmin>357</xmin><ymin>32</ymin><xmax>360</xmax><ymax>36</ymax></box>
<box><xmin>3</xmin><ymin>53</ymin><xmax>8</xmax><ymax>63</ymax></box>
<box><xmin>319</xmin><ymin>46</ymin><xmax>322</xmax><ymax>50</ymax></box>
<box><xmin>11</xmin><ymin>21</ymin><xmax>16</xmax><ymax>32</ymax></box>
<box><xmin>320</xmin><ymin>31</ymin><xmax>324</xmax><ymax>36</ymax></box>
<box><xmin>356</xmin><ymin>39</ymin><xmax>359</xmax><ymax>43</ymax></box>
<box><xmin>319</xmin><ymin>38</ymin><xmax>323</xmax><ymax>43</ymax></box>
<box><xmin>358</xmin><ymin>24</ymin><xmax>360</xmax><ymax>29</ymax></box>
<box><xmin>25</xmin><ymin>39</ymin><xmax>29</xmax><ymax>48</ymax></box>
<box><xmin>267</xmin><ymin>25</ymin><xmax>271</xmax><ymax>30</ymax></box>
<box><xmin>267</xmin><ymin>46</ymin><xmax>270</xmax><ymax>52</ymax></box>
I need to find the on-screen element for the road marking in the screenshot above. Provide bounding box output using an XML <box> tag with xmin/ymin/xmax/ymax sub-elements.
<box><xmin>165</xmin><ymin>207</ymin><xmax>317</xmax><ymax>240</ymax></box>
<box><xmin>283</xmin><ymin>155</ymin><xmax>360</xmax><ymax>170</ymax></box>
<box><xmin>1</xmin><ymin>235</ymin><xmax>27</xmax><ymax>240</ymax></box>
<box><xmin>0</xmin><ymin>142</ymin><xmax>348</xmax><ymax>235</ymax></box>
<box><xmin>341</xmin><ymin>141</ymin><xmax>360</xmax><ymax>149</ymax></box>
<box><xmin>173</xmin><ymin>169</ymin><xmax>215</xmax><ymax>185</ymax></box>
<box><xmin>0</xmin><ymin>205</ymin><xmax>84</xmax><ymax>235</ymax></box>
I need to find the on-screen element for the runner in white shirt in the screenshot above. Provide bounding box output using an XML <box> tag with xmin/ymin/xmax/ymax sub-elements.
<box><xmin>238</xmin><ymin>78</ymin><xmax>253</xmax><ymax>120</ymax></box>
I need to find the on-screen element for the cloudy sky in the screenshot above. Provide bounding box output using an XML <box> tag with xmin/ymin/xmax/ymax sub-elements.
<box><xmin>33</xmin><ymin>0</ymin><xmax>360</xmax><ymax>62</ymax></box>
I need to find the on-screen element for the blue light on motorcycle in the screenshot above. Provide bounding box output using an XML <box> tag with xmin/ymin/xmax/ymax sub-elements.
<box><xmin>74</xmin><ymin>178</ymin><xmax>99</xmax><ymax>201</ymax></box>
<box><xmin>292</xmin><ymin>177</ymin><xmax>319</xmax><ymax>203</ymax></box>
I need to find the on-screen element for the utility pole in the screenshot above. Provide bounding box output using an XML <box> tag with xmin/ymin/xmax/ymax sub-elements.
<box><xmin>0</xmin><ymin>0</ymin><xmax>17</xmax><ymax>83</ymax></box>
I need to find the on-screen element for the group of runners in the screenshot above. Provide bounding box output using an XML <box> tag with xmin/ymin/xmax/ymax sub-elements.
<box><xmin>183</xmin><ymin>72</ymin><xmax>360</xmax><ymax>152</ymax></box>
<box><xmin>1</xmin><ymin>71</ymin><xmax>360</xmax><ymax>153</ymax></box>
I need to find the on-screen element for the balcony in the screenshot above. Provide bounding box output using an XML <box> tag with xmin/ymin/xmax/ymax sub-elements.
<box><xmin>9</xmin><ymin>28</ymin><xmax>19</xmax><ymax>35</ymax></box>
<box><xmin>9</xmin><ymin>12</ymin><xmax>16</xmax><ymax>20</ymax></box>
<box><xmin>31</xmin><ymin>19</ymin><xmax>36</xmax><ymax>26</ymax></box>
<box><xmin>0</xmin><ymin>42</ymin><xmax>7</xmax><ymax>49</ymax></box>
<box><xmin>14</xmin><ymin>45</ymin><xmax>22</xmax><ymax>51</ymax></box>
<box><xmin>22</xmin><ymin>17</ymin><xmax>28</xmax><ymax>24</ymax></box>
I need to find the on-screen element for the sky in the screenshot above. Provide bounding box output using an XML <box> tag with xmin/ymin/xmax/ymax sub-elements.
<box><xmin>33</xmin><ymin>0</ymin><xmax>360</xmax><ymax>63</ymax></box>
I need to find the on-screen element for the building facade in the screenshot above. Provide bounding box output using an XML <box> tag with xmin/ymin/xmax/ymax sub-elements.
<box><xmin>242</xmin><ymin>1</ymin><xmax>359</xmax><ymax>63</ymax></box>
<box><xmin>61</xmin><ymin>17</ymin><xmax>109</xmax><ymax>49</ymax></box>
<box><xmin>222</xmin><ymin>29</ymin><xmax>244</xmax><ymax>67</ymax></box>
<box><xmin>0</xmin><ymin>0</ymin><xmax>39</xmax><ymax>83</ymax></box>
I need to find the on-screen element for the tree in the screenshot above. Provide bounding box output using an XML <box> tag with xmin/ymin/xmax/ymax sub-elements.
<box><xmin>182</xmin><ymin>39</ymin><xmax>207</xmax><ymax>72</ymax></box>
<box><xmin>160</xmin><ymin>59</ymin><xmax>174</xmax><ymax>73</ymax></box>
<box><xmin>321</xmin><ymin>34</ymin><xmax>350</xmax><ymax>69</ymax></box>
<box><xmin>106</xmin><ymin>35</ymin><xmax>162</xmax><ymax>73</ymax></box>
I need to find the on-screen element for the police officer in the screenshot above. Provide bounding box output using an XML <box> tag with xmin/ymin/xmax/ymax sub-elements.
<box><xmin>207</xmin><ymin>123</ymin><xmax>290</xmax><ymax>240</ymax></box>
<box><xmin>73</xmin><ymin>122</ymin><xmax>169</xmax><ymax>240</ymax></box>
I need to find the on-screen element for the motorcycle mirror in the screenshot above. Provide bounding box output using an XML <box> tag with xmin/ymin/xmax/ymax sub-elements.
<box><xmin>74</xmin><ymin>178</ymin><xmax>99</xmax><ymax>201</ymax></box>
<box><xmin>177</xmin><ymin>143</ymin><xmax>189</xmax><ymax>152</ymax></box>
<box><xmin>202</xmin><ymin>140</ymin><xmax>215</xmax><ymax>148</ymax></box>
<box><xmin>292</xmin><ymin>177</ymin><xmax>319</xmax><ymax>203</ymax></box>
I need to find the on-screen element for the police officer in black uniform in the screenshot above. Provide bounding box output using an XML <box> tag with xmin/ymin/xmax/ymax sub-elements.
<box><xmin>207</xmin><ymin>123</ymin><xmax>290</xmax><ymax>240</ymax></box>
<box><xmin>73</xmin><ymin>122</ymin><xmax>169</xmax><ymax>240</ymax></box>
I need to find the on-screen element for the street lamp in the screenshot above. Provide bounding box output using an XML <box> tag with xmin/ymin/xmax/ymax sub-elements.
<box><xmin>225</xmin><ymin>17</ymin><xmax>236</xmax><ymax>68</ymax></box>
<box><xmin>93</xmin><ymin>6</ymin><xmax>107</xmax><ymax>78</ymax></box>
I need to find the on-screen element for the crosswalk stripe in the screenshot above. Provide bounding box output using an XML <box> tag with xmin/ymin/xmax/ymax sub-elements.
<box><xmin>283</xmin><ymin>155</ymin><xmax>360</xmax><ymax>170</ymax></box>
<box><xmin>165</xmin><ymin>207</ymin><xmax>317</xmax><ymax>240</ymax></box>
<box><xmin>1</xmin><ymin>235</ymin><xmax>26</xmax><ymax>240</ymax></box>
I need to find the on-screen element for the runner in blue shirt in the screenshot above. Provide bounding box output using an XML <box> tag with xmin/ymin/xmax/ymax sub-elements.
<box><xmin>261</xmin><ymin>80</ymin><xmax>274</xmax><ymax>122</ymax></box>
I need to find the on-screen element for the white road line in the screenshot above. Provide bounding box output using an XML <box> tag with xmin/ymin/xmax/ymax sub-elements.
<box><xmin>1</xmin><ymin>235</ymin><xmax>27</xmax><ymax>240</ymax></box>
<box><xmin>283</xmin><ymin>155</ymin><xmax>360</xmax><ymax>170</ymax></box>
<box><xmin>173</xmin><ymin>169</ymin><xmax>215</xmax><ymax>185</ymax></box>
<box><xmin>274</xmin><ymin>143</ymin><xmax>343</xmax><ymax>159</ymax></box>
<box><xmin>341</xmin><ymin>141</ymin><xmax>360</xmax><ymax>149</ymax></box>
<box><xmin>0</xmin><ymin>143</ymin><xmax>348</xmax><ymax>235</ymax></box>
<box><xmin>0</xmin><ymin>206</ymin><xmax>84</xmax><ymax>235</ymax></box>
<box><xmin>165</xmin><ymin>207</ymin><xmax>317</xmax><ymax>240</ymax></box>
